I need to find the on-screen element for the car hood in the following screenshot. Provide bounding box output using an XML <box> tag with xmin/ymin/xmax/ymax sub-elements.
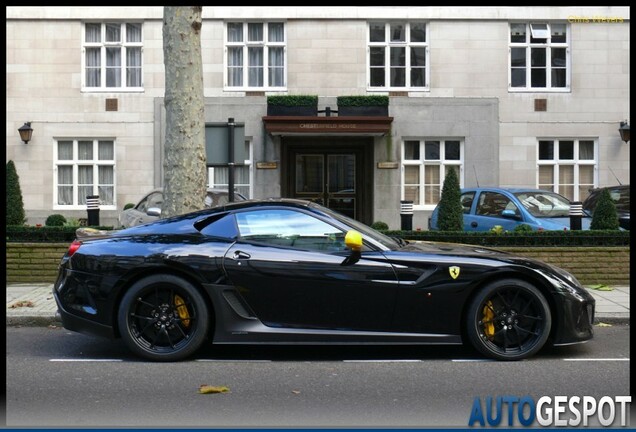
<box><xmin>399</xmin><ymin>241</ymin><xmax>513</xmax><ymax>259</ymax></box>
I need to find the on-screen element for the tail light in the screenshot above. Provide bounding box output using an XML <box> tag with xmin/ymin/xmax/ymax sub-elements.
<box><xmin>67</xmin><ymin>240</ymin><xmax>82</xmax><ymax>257</ymax></box>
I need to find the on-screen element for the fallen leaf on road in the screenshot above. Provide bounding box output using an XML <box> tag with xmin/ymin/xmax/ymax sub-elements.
<box><xmin>292</xmin><ymin>390</ymin><xmax>301</xmax><ymax>395</ymax></box>
<box><xmin>595</xmin><ymin>322</ymin><xmax>612</xmax><ymax>327</ymax></box>
<box><xmin>9</xmin><ymin>300</ymin><xmax>34</xmax><ymax>308</ymax></box>
<box><xmin>198</xmin><ymin>385</ymin><xmax>230</xmax><ymax>394</ymax></box>
<box><xmin>586</xmin><ymin>284</ymin><xmax>613</xmax><ymax>291</ymax></box>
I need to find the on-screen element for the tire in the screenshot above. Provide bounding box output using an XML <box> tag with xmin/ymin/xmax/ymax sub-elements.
<box><xmin>466</xmin><ymin>279</ymin><xmax>551</xmax><ymax>361</ymax></box>
<box><xmin>118</xmin><ymin>274</ymin><xmax>209</xmax><ymax>361</ymax></box>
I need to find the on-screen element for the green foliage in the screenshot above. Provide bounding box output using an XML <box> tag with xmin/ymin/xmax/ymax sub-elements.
<box><xmin>123</xmin><ymin>202</ymin><xmax>136</xmax><ymax>210</ymax></box>
<box><xmin>45</xmin><ymin>214</ymin><xmax>67</xmax><ymax>227</ymax></box>
<box><xmin>336</xmin><ymin>95</ymin><xmax>389</xmax><ymax>107</ymax></box>
<box><xmin>6</xmin><ymin>160</ymin><xmax>26</xmax><ymax>226</ymax></box>
<box><xmin>436</xmin><ymin>168</ymin><xmax>463</xmax><ymax>231</ymax></box>
<box><xmin>371</xmin><ymin>221</ymin><xmax>389</xmax><ymax>230</ymax></box>
<box><xmin>513</xmin><ymin>224</ymin><xmax>534</xmax><ymax>233</ymax></box>
<box><xmin>590</xmin><ymin>188</ymin><xmax>620</xmax><ymax>230</ymax></box>
<box><xmin>490</xmin><ymin>225</ymin><xmax>505</xmax><ymax>234</ymax></box>
<box><xmin>6</xmin><ymin>225</ymin><xmax>114</xmax><ymax>242</ymax></box>
<box><xmin>63</xmin><ymin>218</ymin><xmax>81</xmax><ymax>227</ymax></box>
<box><xmin>266</xmin><ymin>95</ymin><xmax>318</xmax><ymax>107</ymax></box>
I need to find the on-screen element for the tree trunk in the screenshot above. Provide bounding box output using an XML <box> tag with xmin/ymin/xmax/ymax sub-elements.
<box><xmin>162</xmin><ymin>6</ymin><xmax>206</xmax><ymax>218</ymax></box>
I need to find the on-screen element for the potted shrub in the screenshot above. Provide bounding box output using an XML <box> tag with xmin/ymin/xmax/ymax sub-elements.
<box><xmin>267</xmin><ymin>95</ymin><xmax>318</xmax><ymax>116</ymax></box>
<box><xmin>337</xmin><ymin>95</ymin><xmax>389</xmax><ymax>116</ymax></box>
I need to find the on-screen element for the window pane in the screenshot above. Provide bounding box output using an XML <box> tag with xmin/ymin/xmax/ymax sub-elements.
<box><xmin>370</xmin><ymin>68</ymin><xmax>385</xmax><ymax>87</ymax></box>
<box><xmin>411</xmin><ymin>68</ymin><xmax>426</xmax><ymax>87</ymax></box>
<box><xmin>404</xmin><ymin>141</ymin><xmax>419</xmax><ymax>160</ymax></box>
<box><xmin>78</xmin><ymin>141</ymin><xmax>93</xmax><ymax>160</ymax></box>
<box><xmin>404</xmin><ymin>186</ymin><xmax>419</xmax><ymax>204</ymax></box>
<box><xmin>538</xmin><ymin>165</ymin><xmax>554</xmax><ymax>188</ymax></box>
<box><xmin>579</xmin><ymin>165</ymin><xmax>594</xmax><ymax>184</ymax></box>
<box><xmin>531</xmin><ymin>48</ymin><xmax>546</xmax><ymax>66</ymax></box>
<box><xmin>511</xmin><ymin>48</ymin><xmax>526</xmax><ymax>67</ymax></box>
<box><xmin>445</xmin><ymin>141</ymin><xmax>460</xmax><ymax>160</ymax></box>
<box><xmin>369</xmin><ymin>23</ymin><xmax>385</xmax><ymax>42</ymax></box>
<box><xmin>424</xmin><ymin>141</ymin><xmax>440</xmax><ymax>160</ymax></box>
<box><xmin>247</xmin><ymin>23</ymin><xmax>263</xmax><ymax>42</ymax></box>
<box><xmin>227</xmin><ymin>23</ymin><xmax>243</xmax><ymax>42</ymax></box>
<box><xmin>390</xmin><ymin>24</ymin><xmax>405</xmax><ymax>42</ymax></box>
<box><xmin>552</xmin><ymin>69</ymin><xmax>566</xmax><ymax>87</ymax></box>
<box><xmin>126</xmin><ymin>47</ymin><xmax>142</xmax><ymax>86</ymax></box>
<box><xmin>411</xmin><ymin>47</ymin><xmax>426</xmax><ymax>66</ymax></box>
<box><xmin>511</xmin><ymin>69</ymin><xmax>526</xmax><ymax>87</ymax></box>
<box><xmin>552</xmin><ymin>48</ymin><xmax>566</xmax><ymax>67</ymax></box>
<box><xmin>58</xmin><ymin>141</ymin><xmax>73</xmax><ymax>160</ymax></box>
<box><xmin>404</xmin><ymin>165</ymin><xmax>419</xmax><ymax>184</ymax></box>
<box><xmin>530</xmin><ymin>23</ymin><xmax>548</xmax><ymax>42</ymax></box>
<box><xmin>390</xmin><ymin>47</ymin><xmax>405</xmax><ymax>66</ymax></box>
<box><xmin>105</xmin><ymin>23</ymin><xmax>121</xmax><ymax>42</ymax></box>
<box><xmin>539</xmin><ymin>141</ymin><xmax>554</xmax><ymax>160</ymax></box>
<box><xmin>98</xmin><ymin>141</ymin><xmax>114</xmax><ymax>160</ymax></box>
<box><xmin>126</xmin><ymin>23</ymin><xmax>141</xmax><ymax>42</ymax></box>
<box><xmin>510</xmin><ymin>23</ymin><xmax>526</xmax><ymax>43</ymax></box>
<box><xmin>559</xmin><ymin>141</ymin><xmax>574</xmax><ymax>160</ymax></box>
<box><xmin>370</xmin><ymin>46</ymin><xmax>385</xmax><ymax>66</ymax></box>
<box><xmin>85</xmin><ymin>23</ymin><xmax>101</xmax><ymax>43</ymax></box>
<box><xmin>410</xmin><ymin>23</ymin><xmax>426</xmax><ymax>42</ymax></box>
<box><xmin>248</xmin><ymin>47</ymin><xmax>263</xmax><ymax>86</ymax></box>
<box><xmin>579</xmin><ymin>140</ymin><xmax>594</xmax><ymax>160</ymax></box>
<box><xmin>531</xmin><ymin>68</ymin><xmax>546</xmax><ymax>87</ymax></box>
<box><xmin>268</xmin><ymin>22</ymin><xmax>284</xmax><ymax>42</ymax></box>
<box><xmin>390</xmin><ymin>68</ymin><xmax>405</xmax><ymax>87</ymax></box>
<box><xmin>551</xmin><ymin>23</ymin><xmax>567</xmax><ymax>43</ymax></box>
<box><xmin>559</xmin><ymin>165</ymin><xmax>574</xmax><ymax>184</ymax></box>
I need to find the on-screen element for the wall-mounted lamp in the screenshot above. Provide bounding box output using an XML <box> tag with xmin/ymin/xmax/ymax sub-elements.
<box><xmin>618</xmin><ymin>120</ymin><xmax>630</xmax><ymax>144</ymax></box>
<box><xmin>18</xmin><ymin>122</ymin><xmax>33</xmax><ymax>144</ymax></box>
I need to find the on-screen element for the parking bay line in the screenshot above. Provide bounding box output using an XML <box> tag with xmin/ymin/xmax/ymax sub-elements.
<box><xmin>563</xmin><ymin>358</ymin><xmax>629</xmax><ymax>362</ymax></box>
<box><xmin>50</xmin><ymin>359</ymin><xmax>123</xmax><ymax>362</ymax></box>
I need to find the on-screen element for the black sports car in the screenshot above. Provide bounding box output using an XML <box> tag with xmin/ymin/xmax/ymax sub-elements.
<box><xmin>53</xmin><ymin>199</ymin><xmax>595</xmax><ymax>362</ymax></box>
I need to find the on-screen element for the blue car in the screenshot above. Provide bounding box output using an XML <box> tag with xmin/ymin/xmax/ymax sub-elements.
<box><xmin>430</xmin><ymin>187</ymin><xmax>591</xmax><ymax>232</ymax></box>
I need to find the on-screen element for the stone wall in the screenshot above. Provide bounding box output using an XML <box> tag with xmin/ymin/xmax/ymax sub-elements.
<box><xmin>5</xmin><ymin>243</ymin><xmax>630</xmax><ymax>286</ymax></box>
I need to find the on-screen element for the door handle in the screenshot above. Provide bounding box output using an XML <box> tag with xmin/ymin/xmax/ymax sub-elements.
<box><xmin>233</xmin><ymin>251</ymin><xmax>251</xmax><ymax>260</ymax></box>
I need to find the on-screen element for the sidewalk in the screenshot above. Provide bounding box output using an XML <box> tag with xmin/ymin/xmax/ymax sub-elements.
<box><xmin>5</xmin><ymin>283</ymin><xmax>630</xmax><ymax>327</ymax></box>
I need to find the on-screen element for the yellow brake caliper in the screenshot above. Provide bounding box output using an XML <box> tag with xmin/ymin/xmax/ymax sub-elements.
<box><xmin>174</xmin><ymin>295</ymin><xmax>191</xmax><ymax>328</ymax></box>
<box><xmin>482</xmin><ymin>300</ymin><xmax>495</xmax><ymax>340</ymax></box>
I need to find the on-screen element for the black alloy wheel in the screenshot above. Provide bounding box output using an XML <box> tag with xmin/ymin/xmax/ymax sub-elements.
<box><xmin>118</xmin><ymin>274</ymin><xmax>209</xmax><ymax>361</ymax></box>
<box><xmin>466</xmin><ymin>279</ymin><xmax>551</xmax><ymax>361</ymax></box>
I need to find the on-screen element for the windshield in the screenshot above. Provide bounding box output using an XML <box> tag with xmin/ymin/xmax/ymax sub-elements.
<box><xmin>514</xmin><ymin>191</ymin><xmax>571</xmax><ymax>218</ymax></box>
<box><xmin>310</xmin><ymin>203</ymin><xmax>401</xmax><ymax>250</ymax></box>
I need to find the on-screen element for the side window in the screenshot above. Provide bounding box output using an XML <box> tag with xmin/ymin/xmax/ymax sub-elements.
<box><xmin>146</xmin><ymin>192</ymin><xmax>163</xmax><ymax>210</ymax></box>
<box><xmin>460</xmin><ymin>192</ymin><xmax>475</xmax><ymax>214</ymax></box>
<box><xmin>235</xmin><ymin>209</ymin><xmax>347</xmax><ymax>252</ymax></box>
<box><xmin>198</xmin><ymin>213</ymin><xmax>239</xmax><ymax>239</ymax></box>
<box><xmin>476</xmin><ymin>192</ymin><xmax>512</xmax><ymax>217</ymax></box>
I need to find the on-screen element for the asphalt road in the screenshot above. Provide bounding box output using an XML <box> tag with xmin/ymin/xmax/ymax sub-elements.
<box><xmin>5</xmin><ymin>324</ymin><xmax>631</xmax><ymax>428</ymax></box>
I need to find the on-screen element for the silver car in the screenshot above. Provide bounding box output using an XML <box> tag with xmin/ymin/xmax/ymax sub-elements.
<box><xmin>119</xmin><ymin>188</ymin><xmax>247</xmax><ymax>228</ymax></box>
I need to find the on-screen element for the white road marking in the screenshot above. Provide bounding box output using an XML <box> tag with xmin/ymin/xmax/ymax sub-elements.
<box><xmin>50</xmin><ymin>359</ymin><xmax>123</xmax><ymax>362</ymax></box>
<box><xmin>343</xmin><ymin>359</ymin><xmax>422</xmax><ymax>363</ymax></box>
<box><xmin>563</xmin><ymin>358</ymin><xmax>629</xmax><ymax>361</ymax></box>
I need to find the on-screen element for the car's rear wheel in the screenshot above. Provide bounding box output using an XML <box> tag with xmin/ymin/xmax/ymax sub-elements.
<box><xmin>466</xmin><ymin>279</ymin><xmax>551</xmax><ymax>361</ymax></box>
<box><xmin>118</xmin><ymin>275</ymin><xmax>209</xmax><ymax>361</ymax></box>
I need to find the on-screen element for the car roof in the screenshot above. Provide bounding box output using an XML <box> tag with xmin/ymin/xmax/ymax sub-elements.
<box><xmin>460</xmin><ymin>187</ymin><xmax>559</xmax><ymax>194</ymax></box>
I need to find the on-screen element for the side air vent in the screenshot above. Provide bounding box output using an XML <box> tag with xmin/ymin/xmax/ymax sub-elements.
<box><xmin>222</xmin><ymin>290</ymin><xmax>256</xmax><ymax>319</ymax></box>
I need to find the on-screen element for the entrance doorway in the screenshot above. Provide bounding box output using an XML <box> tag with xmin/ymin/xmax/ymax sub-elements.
<box><xmin>281</xmin><ymin>137</ymin><xmax>373</xmax><ymax>225</ymax></box>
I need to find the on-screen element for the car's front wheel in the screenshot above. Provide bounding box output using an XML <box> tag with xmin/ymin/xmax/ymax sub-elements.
<box><xmin>118</xmin><ymin>274</ymin><xmax>209</xmax><ymax>361</ymax></box>
<box><xmin>466</xmin><ymin>279</ymin><xmax>551</xmax><ymax>361</ymax></box>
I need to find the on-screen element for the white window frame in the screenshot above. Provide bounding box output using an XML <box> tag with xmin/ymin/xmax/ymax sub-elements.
<box><xmin>509</xmin><ymin>22</ymin><xmax>570</xmax><ymax>92</ymax></box>
<box><xmin>536</xmin><ymin>138</ymin><xmax>598</xmax><ymax>202</ymax></box>
<box><xmin>53</xmin><ymin>139</ymin><xmax>117</xmax><ymax>210</ymax></box>
<box><xmin>207</xmin><ymin>140</ymin><xmax>253</xmax><ymax>198</ymax></box>
<box><xmin>81</xmin><ymin>22</ymin><xmax>144</xmax><ymax>92</ymax></box>
<box><xmin>367</xmin><ymin>21</ymin><xmax>429</xmax><ymax>91</ymax></box>
<box><xmin>401</xmin><ymin>138</ymin><xmax>464</xmax><ymax>210</ymax></box>
<box><xmin>223</xmin><ymin>21</ymin><xmax>287</xmax><ymax>91</ymax></box>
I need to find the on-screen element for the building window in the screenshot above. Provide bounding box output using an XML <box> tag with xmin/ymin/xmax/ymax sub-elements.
<box><xmin>509</xmin><ymin>22</ymin><xmax>569</xmax><ymax>91</ymax></box>
<box><xmin>83</xmin><ymin>22</ymin><xmax>143</xmax><ymax>91</ymax></box>
<box><xmin>207</xmin><ymin>141</ymin><xmax>252</xmax><ymax>198</ymax></box>
<box><xmin>225</xmin><ymin>22</ymin><xmax>286</xmax><ymax>90</ymax></box>
<box><xmin>54</xmin><ymin>139</ymin><xmax>116</xmax><ymax>209</ymax></box>
<box><xmin>368</xmin><ymin>22</ymin><xmax>428</xmax><ymax>90</ymax></box>
<box><xmin>537</xmin><ymin>139</ymin><xmax>597</xmax><ymax>201</ymax></box>
<box><xmin>401</xmin><ymin>139</ymin><xmax>463</xmax><ymax>209</ymax></box>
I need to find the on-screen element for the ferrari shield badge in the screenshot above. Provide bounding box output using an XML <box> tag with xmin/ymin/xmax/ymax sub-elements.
<box><xmin>449</xmin><ymin>266</ymin><xmax>460</xmax><ymax>279</ymax></box>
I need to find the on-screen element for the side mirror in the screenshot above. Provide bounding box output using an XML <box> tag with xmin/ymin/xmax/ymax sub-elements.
<box><xmin>342</xmin><ymin>230</ymin><xmax>362</xmax><ymax>266</ymax></box>
<box><xmin>501</xmin><ymin>209</ymin><xmax>520</xmax><ymax>220</ymax></box>
<box><xmin>147</xmin><ymin>207</ymin><xmax>162</xmax><ymax>217</ymax></box>
<box><xmin>344</xmin><ymin>230</ymin><xmax>363</xmax><ymax>251</ymax></box>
